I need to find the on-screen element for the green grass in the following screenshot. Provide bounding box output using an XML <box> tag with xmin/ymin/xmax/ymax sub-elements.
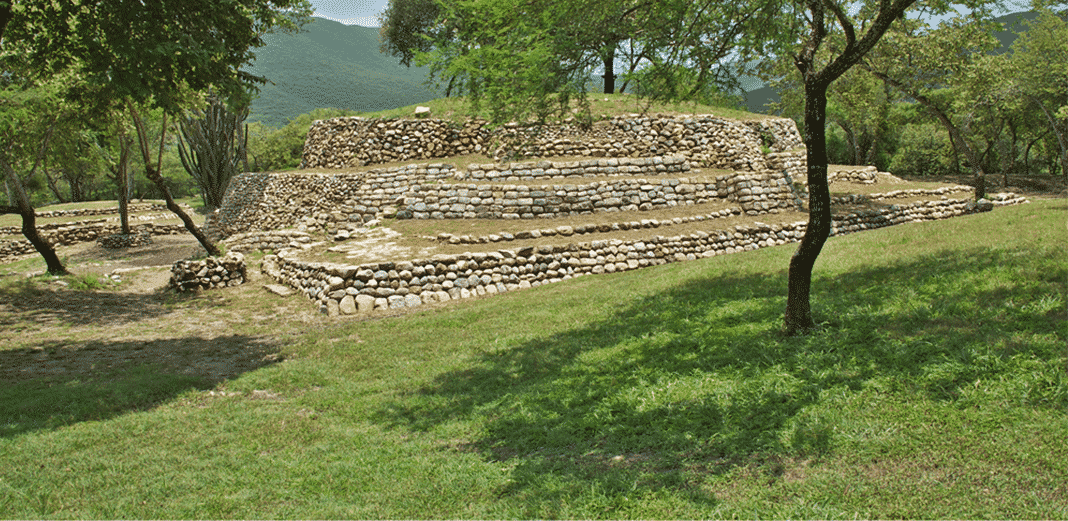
<box><xmin>1</xmin><ymin>199</ymin><xmax>1065</xmax><ymax>518</ymax></box>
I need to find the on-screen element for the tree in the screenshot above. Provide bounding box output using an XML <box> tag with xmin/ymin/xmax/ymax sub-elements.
<box><xmin>387</xmin><ymin>0</ymin><xmax>782</xmax><ymax>122</ymax></box>
<box><xmin>0</xmin><ymin>74</ymin><xmax>69</xmax><ymax>274</ymax></box>
<box><xmin>745</xmin><ymin>0</ymin><xmax>947</xmax><ymax>334</ymax></box>
<box><xmin>863</xmin><ymin>11</ymin><xmax>1004</xmax><ymax>199</ymax></box>
<box><xmin>45</xmin><ymin>129</ymin><xmax>105</xmax><ymax>203</ymax></box>
<box><xmin>176</xmin><ymin>92</ymin><xmax>250</xmax><ymax>211</ymax></box>
<box><xmin>1</xmin><ymin>0</ymin><xmax>313</xmax><ymax>258</ymax></box>
<box><xmin>92</xmin><ymin>111</ymin><xmax>136</xmax><ymax>234</ymax></box>
<box><xmin>765</xmin><ymin>59</ymin><xmax>894</xmax><ymax>166</ymax></box>
<box><xmin>1002</xmin><ymin>10</ymin><xmax>1068</xmax><ymax>176</ymax></box>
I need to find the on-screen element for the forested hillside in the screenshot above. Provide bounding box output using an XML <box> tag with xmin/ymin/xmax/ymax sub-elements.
<box><xmin>244</xmin><ymin>17</ymin><xmax>442</xmax><ymax>127</ymax></box>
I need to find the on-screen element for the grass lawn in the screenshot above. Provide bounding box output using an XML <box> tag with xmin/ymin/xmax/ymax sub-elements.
<box><xmin>1</xmin><ymin>199</ymin><xmax>1065</xmax><ymax>518</ymax></box>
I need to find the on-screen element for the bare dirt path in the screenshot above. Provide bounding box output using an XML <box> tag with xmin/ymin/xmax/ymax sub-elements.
<box><xmin>1</xmin><ymin>235</ymin><xmax>317</xmax><ymax>386</ymax></box>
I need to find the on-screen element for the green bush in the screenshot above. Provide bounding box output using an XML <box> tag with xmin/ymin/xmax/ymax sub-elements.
<box><xmin>246</xmin><ymin>108</ymin><xmax>360</xmax><ymax>172</ymax></box>
<box><xmin>887</xmin><ymin>122</ymin><xmax>959</xmax><ymax>176</ymax></box>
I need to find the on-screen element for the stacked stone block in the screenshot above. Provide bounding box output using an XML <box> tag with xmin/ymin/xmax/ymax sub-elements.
<box><xmin>265</xmin><ymin>196</ymin><xmax>996</xmax><ymax>316</ymax></box>
<box><xmin>222</xmin><ymin>230</ymin><xmax>314</xmax><ymax>253</ymax></box>
<box><xmin>170</xmin><ymin>252</ymin><xmax>248</xmax><ymax>292</ymax></box>
<box><xmin>302</xmin><ymin>117</ymin><xmax>492</xmax><ymax>168</ymax></box>
<box><xmin>302</xmin><ymin>115</ymin><xmax>802</xmax><ymax>171</ymax></box>
<box><xmin>206</xmin><ymin>163</ymin><xmax>458</xmax><ymax>238</ymax></box>
<box><xmin>463</xmin><ymin>156</ymin><xmax>689</xmax><ymax>181</ymax></box>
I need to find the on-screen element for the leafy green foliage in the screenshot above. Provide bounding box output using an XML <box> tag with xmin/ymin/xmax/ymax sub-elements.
<box><xmin>4</xmin><ymin>0</ymin><xmax>314</xmax><ymax>114</ymax></box>
<box><xmin>246</xmin><ymin>107</ymin><xmax>360</xmax><ymax>172</ymax></box>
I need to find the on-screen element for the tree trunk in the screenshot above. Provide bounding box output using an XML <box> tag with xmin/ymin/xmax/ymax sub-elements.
<box><xmin>118</xmin><ymin>167</ymin><xmax>130</xmax><ymax>234</ymax></box>
<box><xmin>603</xmin><ymin>50</ymin><xmax>616</xmax><ymax>95</ymax></box>
<box><xmin>129</xmin><ymin>102</ymin><xmax>221</xmax><ymax>256</ymax></box>
<box><xmin>785</xmin><ymin>80</ymin><xmax>833</xmax><ymax>334</ymax></box>
<box><xmin>143</xmin><ymin>164</ymin><xmax>221</xmax><ymax>256</ymax></box>
<box><xmin>0</xmin><ymin>156</ymin><xmax>68</xmax><ymax>275</ymax></box>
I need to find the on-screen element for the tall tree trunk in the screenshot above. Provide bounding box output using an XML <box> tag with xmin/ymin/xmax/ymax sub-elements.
<box><xmin>0</xmin><ymin>156</ymin><xmax>68</xmax><ymax>275</ymax></box>
<box><xmin>129</xmin><ymin>102</ymin><xmax>222</xmax><ymax>256</ymax></box>
<box><xmin>602</xmin><ymin>48</ymin><xmax>616</xmax><ymax>95</ymax></box>
<box><xmin>118</xmin><ymin>164</ymin><xmax>130</xmax><ymax>234</ymax></box>
<box><xmin>785</xmin><ymin>80</ymin><xmax>833</xmax><ymax>334</ymax></box>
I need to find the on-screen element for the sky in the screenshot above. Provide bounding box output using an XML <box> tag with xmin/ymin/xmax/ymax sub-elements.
<box><xmin>310</xmin><ymin>0</ymin><xmax>390</xmax><ymax>27</ymax></box>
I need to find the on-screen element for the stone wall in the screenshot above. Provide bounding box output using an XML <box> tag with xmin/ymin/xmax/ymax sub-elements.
<box><xmin>30</xmin><ymin>202</ymin><xmax>170</xmax><ymax>219</ymax></box>
<box><xmin>207</xmin><ymin>162</ymin><xmax>457</xmax><ymax>239</ymax></box>
<box><xmin>221</xmin><ymin>230</ymin><xmax>314</xmax><ymax>254</ymax></box>
<box><xmin>208</xmin><ymin>156</ymin><xmax>807</xmax><ymax>237</ymax></box>
<box><xmin>0</xmin><ymin>222</ymin><xmax>187</xmax><ymax>264</ymax></box>
<box><xmin>170</xmin><ymin>252</ymin><xmax>248</xmax><ymax>292</ymax></box>
<box><xmin>463</xmin><ymin>156</ymin><xmax>690</xmax><ymax>181</ymax></box>
<box><xmin>263</xmin><ymin>196</ymin><xmax>996</xmax><ymax>316</ymax></box>
<box><xmin>301</xmin><ymin>114</ymin><xmax>803</xmax><ymax>170</ymax></box>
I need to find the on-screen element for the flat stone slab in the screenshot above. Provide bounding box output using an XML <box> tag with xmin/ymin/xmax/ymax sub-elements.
<box><xmin>264</xmin><ymin>284</ymin><xmax>296</xmax><ymax>297</ymax></box>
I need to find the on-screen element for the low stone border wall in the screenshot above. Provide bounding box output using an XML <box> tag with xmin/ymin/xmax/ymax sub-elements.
<box><xmin>463</xmin><ymin>156</ymin><xmax>689</xmax><ymax>181</ymax></box>
<box><xmin>170</xmin><ymin>252</ymin><xmax>247</xmax><ymax>292</ymax></box>
<box><xmin>30</xmin><ymin>202</ymin><xmax>171</xmax><ymax>219</ymax></box>
<box><xmin>832</xmin><ymin>185</ymin><xmax>972</xmax><ymax>205</ymax></box>
<box><xmin>263</xmin><ymin>196</ymin><xmax>1018</xmax><ymax>316</ymax></box>
<box><xmin>1</xmin><ymin>218</ymin><xmax>109</xmax><ymax>236</ymax></box>
<box><xmin>97</xmin><ymin>232</ymin><xmax>155</xmax><ymax>249</ymax></box>
<box><xmin>830</xmin><ymin>166</ymin><xmax>881</xmax><ymax>184</ymax></box>
<box><xmin>302</xmin><ymin>115</ymin><xmax>802</xmax><ymax>171</ymax></box>
<box><xmin>987</xmin><ymin>192</ymin><xmax>1028</xmax><ymax>205</ymax></box>
<box><xmin>1</xmin><ymin>212</ymin><xmax>189</xmax><ymax>237</ymax></box>
<box><xmin>222</xmin><ymin>230</ymin><xmax>314</xmax><ymax>253</ymax></box>
<box><xmin>0</xmin><ymin>222</ymin><xmax>187</xmax><ymax>264</ymax></box>
<box><xmin>434</xmin><ymin>207</ymin><xmax>745</xmax><ymax>245</ymax></box>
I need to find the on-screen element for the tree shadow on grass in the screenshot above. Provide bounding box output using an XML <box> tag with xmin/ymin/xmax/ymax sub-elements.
<box><xmin>0</xmin><ymin>334</ymin><xmax>284</xmax><ymax>438</ymax></box>
<box><xmin>376</xmin><ymin>245</ymin><xmax>1066</xmax><ymax>511</ymax></box>
<box><xmin>0</xmin><ymin>279</ymin><xmax>177</xmax><ymax>330</ymax></box>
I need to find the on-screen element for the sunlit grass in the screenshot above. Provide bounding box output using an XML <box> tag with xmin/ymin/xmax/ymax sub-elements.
<box><xmin>0</xmin><ymin>199</ymin><xmax>1064</xmax><ymax>518</ymax></box>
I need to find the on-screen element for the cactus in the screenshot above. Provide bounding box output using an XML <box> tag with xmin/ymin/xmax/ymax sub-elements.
<box><xmin>176</xmin><ymin>93</ymin><xmax>249</xmax><ymax>211</ymax></box>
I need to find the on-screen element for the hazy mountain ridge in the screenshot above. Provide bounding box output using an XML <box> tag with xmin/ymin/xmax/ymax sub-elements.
<box><xmin>244</xmin><ymin>17</ymin><xmax>442</xmax><ymax>127</ymax></box>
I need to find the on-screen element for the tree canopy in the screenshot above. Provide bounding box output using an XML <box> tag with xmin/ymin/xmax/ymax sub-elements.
<box><xmin>1</xmin><ymin>0</ymin><xmax>313</xmax><ymax>113</ymax></box>
<box><xmin>0</xmin><ymin>0</ymin><xmax>313</xmax><ymax>269</ymax></box>
<box><xmin>379</xmin><ymin>0</ymin><xmax>782</xmax><ymax>123</ymax></box>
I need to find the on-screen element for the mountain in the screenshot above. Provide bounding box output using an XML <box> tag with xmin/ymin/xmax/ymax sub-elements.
<box><xmin>243</xmin><ymin>17</ymin><xmax>441</xmax><ymax>127</ymax></box>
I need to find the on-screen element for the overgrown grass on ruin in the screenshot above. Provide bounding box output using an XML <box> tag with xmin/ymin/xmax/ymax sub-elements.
<box><xmin>0</xmin><ymin>199</ymin><xmax>1065</xmax><ymax>518</ymax></box>
<box><xmin>359</xmin><ymin>93</ymin><xmax>769</xmax><ymax>123</ymax></box>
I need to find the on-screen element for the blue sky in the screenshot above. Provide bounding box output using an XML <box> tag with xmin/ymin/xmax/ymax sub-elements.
<box><xmin>310</xmin><ymin>0</ymin><xmax>390</xmax><ymax>27</ymax></box>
